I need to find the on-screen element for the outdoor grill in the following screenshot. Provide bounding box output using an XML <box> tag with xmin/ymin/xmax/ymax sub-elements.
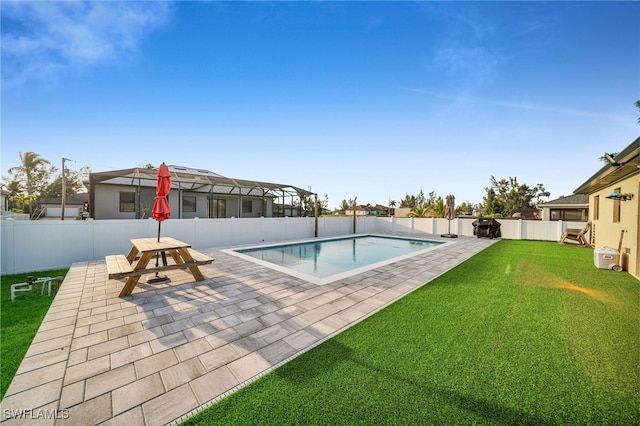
<box><xmin>472</xmin><ymin>218</ymin><xmax>502</xmax><ymax>239</ymax></box>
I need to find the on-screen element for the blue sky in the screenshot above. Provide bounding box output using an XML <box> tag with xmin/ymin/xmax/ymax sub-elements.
<box><xmin>2</xmin><ymin>1</ymin><xmax>639</xmax><ymax>209</ymax></box>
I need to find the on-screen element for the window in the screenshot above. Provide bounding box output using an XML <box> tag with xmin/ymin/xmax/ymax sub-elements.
<box><xmin>593</xmin><ymin>195</ymin><xmax>599</xmax><ymax>220</ymax></box>
<box><xmin>183</xmin><ymin>195</ymin><xmax>196</xmax><ymax>213</ymax></box>
<box><xmin>207</xmin><ymin>198</ymin><xmax>226</xmax><ymax>218</ymax></box>
<box><xmin>550</xmin><ymin>208</ymin><xmax>587</xmax><ymax>221</ymax></box>
<box><xmin>242</xmin><ymin>199</ymin><xmax>253</xmax><ymax>214</ymax></box>
<box><xmin>613</xmin><ymin>188</ymin><xmax>621</xmax><ymax>223</ymax></box>
<box><xmin>119</xmin><ymin>191</ymin><xmax>135</xmax><ymax>212</ymax></box>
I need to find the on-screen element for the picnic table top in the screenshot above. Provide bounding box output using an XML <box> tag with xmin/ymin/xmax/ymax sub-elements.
<box><xmin>130</xmin><ymin>237</ymin><xmax>191</xmax><ymax>252</ymax></box>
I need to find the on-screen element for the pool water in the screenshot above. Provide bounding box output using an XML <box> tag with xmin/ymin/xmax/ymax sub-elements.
<box><xmin>225</xmin><ymin>235</ymin><xmax>448</xmax><ymax>285</ymax></box>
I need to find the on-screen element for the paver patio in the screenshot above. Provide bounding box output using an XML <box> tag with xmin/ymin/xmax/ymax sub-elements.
<box><xmin>1</xmin><ymin>233</ymin><xmax>496</xmax><ymax>425</ymax></box>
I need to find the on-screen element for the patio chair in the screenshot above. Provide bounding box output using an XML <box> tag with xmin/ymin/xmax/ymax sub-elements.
<box><xmin>559</xmin><ymin>221</ymin><xmax>591</xmax><ymax>246</ymax></box>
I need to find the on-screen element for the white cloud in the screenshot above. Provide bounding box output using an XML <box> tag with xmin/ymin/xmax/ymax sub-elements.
<box><xmin>433</xmin><ymin>44</ymin><xmax>501</xmax><ymax>86</ymax></box>
<box><xmin>1</xmin><ymin>1</ymin><xmax>173</xmax><ymax>88</ymax></box>
<box><xmin>406</xmin><ymin>87</ymin><xmax>630</xmax><ymax>123</ymax></box>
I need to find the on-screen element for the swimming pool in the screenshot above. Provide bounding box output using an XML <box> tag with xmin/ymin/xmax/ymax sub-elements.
<box><xmin>223</xmin><ymin>234</ymin><xmax>450</xmax><ymax>285</ymax></box>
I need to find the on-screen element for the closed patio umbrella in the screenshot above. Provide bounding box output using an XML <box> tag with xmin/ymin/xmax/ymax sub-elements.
<box><xmin>441</xmin><ymin>194</ymin><xmax>458</xmax><ymax>238</ymax></box>
<box><xmin>149</xmin><ymin>163</ymin><xmax>172</xmax><ymax>283</ymax></box>
<box><xmin>152</xmin><ymin>162</ymin><xmax>172</xmax><ymax>239</ymax></box>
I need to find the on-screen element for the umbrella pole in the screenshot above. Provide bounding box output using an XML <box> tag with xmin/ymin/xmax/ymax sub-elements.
<box><xmin>149</xmin><ymin>221</ymin><xmax>169</xmax><ymax>283</ymax></box>
<box><xmin>155</xmin><ymin>221</ymin><xmax>161</xmax><ymax>269</ymax></box>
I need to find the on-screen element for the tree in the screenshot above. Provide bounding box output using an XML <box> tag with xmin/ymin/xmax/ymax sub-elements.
<box><xmin>6</xmin><ymin>152</ymin><xmax>53</xmax><ymax>217</ymax></box>
<box><xmin>482</xmin><ymin>188</ymin><xmax>500</xmax><ymax>216</ymax></box>
<box><xmin>399</xmin><ymin>194</ymin><xmax>417</xmax><ymax>208</ymax></box>
<box><xmin>635</xmin><ymin>99</ymin><xmax>640</xmax><ymax>124</ymax></box>
<box><xmin>399</xmin><ymin>190</ymin><xmax>436</xmax><ymax>209</ymax></box>
<box><xmin>457</xmin><ymin>201</ymin><xmax>476</xmax><ymax>215</ymax></box>
<box><xmin>340</xmin><ymin>199</ymin><xmax>351</xmax><ymax>211</ymax></box>
<box><xmin>314</xmin><ymin>194</ymin><xmax>329</xmax><ymax>216</ymax></box>
<box><xmin>408</xmin><ymin>204</ymin><xmax>430</xmax><ymax>218</ymax></box>
<box><xmin>40</xmin><ymin>166</ymin><xmax>89</xmax><ymax>200</ymax></box>
<box><xmin>483</xmin><ymin>176</ymin><xmax>549</xmax><ymax>217</ymax></box>
<box><xmin>431</xmin><ymin>197</ymin><xmax>446</xmax><ymax>218</ymax></box>
<box><xmin>9</xmin><ymin>192</ymin><xmax>34</xmax><ymax>214</ymax></box>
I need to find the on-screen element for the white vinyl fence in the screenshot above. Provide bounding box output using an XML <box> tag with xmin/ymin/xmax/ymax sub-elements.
<box><xmin>1</xmin><ymin>217</ymin><xmax>586</xmax><ymax>275</ymax></box>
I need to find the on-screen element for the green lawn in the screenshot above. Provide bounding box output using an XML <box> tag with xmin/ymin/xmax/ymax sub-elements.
<box><xmin>183</xmin><ymin>240</ymin><xmax>639</xmax><ymax>425</ymax></box>
<box><xmin>0</xmin><ymin>269</ymin><xmax>68</xmax><ymax>399</ymax></box>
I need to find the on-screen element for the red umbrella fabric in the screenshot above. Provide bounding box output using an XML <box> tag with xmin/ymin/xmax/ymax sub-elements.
<box><xmin>152</xmin><ymin>163</ymin><xmax>171</xmax><ymax>222</ymax></box>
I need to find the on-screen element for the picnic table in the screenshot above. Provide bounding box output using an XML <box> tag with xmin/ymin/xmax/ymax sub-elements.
<box><xmin>106</xmin><ymin>237</ymin><xmax>213</xmax><ymax>297</ymax></box>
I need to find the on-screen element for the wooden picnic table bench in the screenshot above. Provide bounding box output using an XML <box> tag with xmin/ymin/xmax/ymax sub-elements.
<box><xmin>105</xmin><ymin>237</ymin><xmax>214</xmax><ymax>297</ymax></box>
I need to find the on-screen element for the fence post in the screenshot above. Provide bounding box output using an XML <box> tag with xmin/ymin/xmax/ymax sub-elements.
<box><xmin>518</xmin><ymin>219</ymin><xmax>523</xmax><ymax>240</ymax></box>
<box><xmin>557</xmin><ymin>220</ymin><xmax>564</xmax><ymax>241</ymax></box>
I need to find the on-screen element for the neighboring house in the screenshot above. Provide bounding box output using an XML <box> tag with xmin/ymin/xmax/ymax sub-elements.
<box><xmin>372</xmin><ymin>204</ymin><xmax>390</xmax><ymax>216</ymax></box>
<box><xmin>510</xmin><ymin>207</ymin><xmax>542</xmax><ymax>220</ymax></box>
<box><xmin>344</xmin><ymin>205</ymin><xmax>369</xmax><ymax>216</ymax></box>
<box><xmin>40</xmin><ymin>193</ymin><xmax>90</xmax><ymax>220</ymax></box>
<box><xmin>344</xmin><ymin>204</ymin><xmax>388</xmax><ymax>216</ymax></box>
<box><xmin>0</xmin><ymin>189</ymin><xmax>29</xmax><ymax>220</ymax></box>
<box><xmin>1</xmin><ymin>189</ymin><xmax>8</xmax><ymax>211</ymax></box>
<box><xmin>394</xmin><ymin>207</ymin><xmax>413</xmax><ymax>218</ymax></box>
<box><xmin>574</xmin><ymin>137</ymin><xmax>639</xmax><ymax>279</ymax></box>
<box><xmin>537</xmin><ymin>194</ymin><xmax>589</xmax><ymax>221</ymax></box>
<box><xmin>88</xmin><ymin>165</ymin><xmax>315</xmax><ymax>220</ymax></box>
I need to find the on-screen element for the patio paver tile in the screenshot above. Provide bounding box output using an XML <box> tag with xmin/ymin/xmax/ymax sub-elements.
<box><xmin>160</xmin><ymin>357</ymin><xmax>207</xmax><ymax>391</ymax></box>
<box><xmin>4</xmin><ymin>361</ymin><xmax>66</xmax><ymax>396</ymax></box>
<box><xmin>15</xmin><ymin>347</ymin><xmax>70</xmax><ymax>376</ymax></box>
<box><xmin>111</xmin><ymin>342</ymin><xmax>154</xmax><ymax>369</ymax></box>
<box><xmin>111</xmin><ymin>373</ymin><xmax>164</xmax><ymax>416</ymax></box>
<box><xmin>135</xmin><ymin>348</ymin><xmax>178</xmax><ymax>379</ymax></box>
<box><xmin>87</xmin><ymin>336</ymin><xmax>130</xmax><ymax>360</ymax></box>
<box><xmin>143</xmin><ymin>383</ymin><xmax>200</xmax><ymax>426</ymax></box>
<box><xmin>189</xmin><ymin>366</ymin><xmax>240</xmax><ymax>406</ymax></box>
<box><xmin>198</xmin><ymin>344</ymin><xmax>242</xmax><ymax>371</ymax></box>
<box><xmin>25</xmin><ymin>334</ymin><xmax>73</xmax><ymax>357</ymax></box>
<box><xmin>100</xmin><ymin>406</ymin><xmax>145</xmax><ymax>426</ymax></box>
<box><xmin>59</xmin><ymin>380</ymin><xmax>85</xmax><ymax>409</ymax></box>
<box><xmin>57</xmin><ymin>393</ymin><xmax>112</xmax><ymax>425</ymax></box>
<box><xmin>1</xmin><ymin>379</ymin><xmax>63</xmax><ymax>414</ymax></box>
<box><xmin>84</xmin><ymin>363</ymin><xmax>136</xmax><ymax>400</ymax></box>
<box><xmin>64</xmin><ymin>355</ymin><xmax>110</xmax><ymax>385</ymax></box>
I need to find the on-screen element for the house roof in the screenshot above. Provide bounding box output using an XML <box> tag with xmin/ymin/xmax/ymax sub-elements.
<box><xmin>574</xmin><ymin>137</ymin><xmax>640</xmax><ymax>194</ymax></box>
<box><xmin>89</xmin><ymin>165</ymin><xmax>315</xmax><ymax>199</ymax></box>
<box><xmin>537</xmin><ymin>194</ymin><xmax>589</xmax><ymax>207</ymax></box>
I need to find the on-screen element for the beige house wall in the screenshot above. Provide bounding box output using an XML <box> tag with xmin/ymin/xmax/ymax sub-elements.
<box><xmin>590</xmin><ymin>174</ymin><xmax>639</xmax><ymax>278</ymax></box>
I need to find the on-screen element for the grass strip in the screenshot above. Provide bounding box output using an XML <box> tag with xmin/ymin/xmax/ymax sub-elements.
<box><xmin>183</xmin><ymin>240</ymin><xmax>639</xmax><ymax>425</ymax></box>
<box><xmin>1</xmin><ymin>269</ymin><xmax>68</xmax><ymax>399</ymax></box>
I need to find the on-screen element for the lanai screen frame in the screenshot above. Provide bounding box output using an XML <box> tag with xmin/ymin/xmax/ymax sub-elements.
<box><xmin>88</xmin><ymin>166</ymin><xmax>317</xmax><ymax>219</ymax></box>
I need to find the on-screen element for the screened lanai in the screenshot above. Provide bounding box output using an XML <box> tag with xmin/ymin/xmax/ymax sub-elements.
<box><xmin>88</xmin><ymin>165</ymin><xmax>316</xmax><ymax>219</ymax></box>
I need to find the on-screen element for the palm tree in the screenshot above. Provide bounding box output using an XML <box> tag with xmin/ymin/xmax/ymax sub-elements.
<box><xmin>9</xmin><ymin>192</ymin><xmax>34</xmax><ymax>214</ymax></box>
<box><xmin>408</xmin><ymin>205</ymin><xmax>430</xmax><ymax>218</ymax></box>
<box><xmin>431</xmin><ymin>197</ymin><xmax>446</xmax><ymax>218</ymax></box>
<box><xmin>8</xmin><ymin>152</ymin><xmax>51</xmax><ymax>217</ymax></box>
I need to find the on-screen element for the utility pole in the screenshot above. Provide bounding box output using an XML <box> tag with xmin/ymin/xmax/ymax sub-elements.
<box><xmin>61</xmin><ymin>157</ymin><xmax>71</xmax><ymax>220</ymax></box>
